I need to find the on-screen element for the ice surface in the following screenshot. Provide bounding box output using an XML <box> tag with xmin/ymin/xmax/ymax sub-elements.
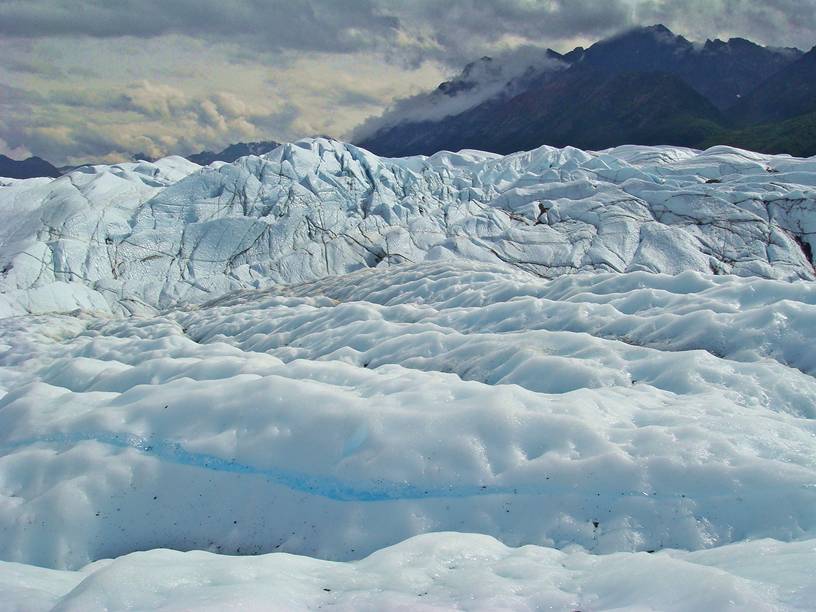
<box><xmin>1</xmin><ymin>141</ymin><xmax>815</xmax><ymax>609</ymax></box>
<box><xmin>1</xmin><ymin>139</ymin><xmax>815</xmax><ymax>316</ymax></box>
<box><xmin>1</xmin><ymin>262</ymin><xmax>815</xmax><ymax>579</ymax></box>
<box><xmin>2</xmin><ymin>533</ymin><xmax>814</xmax><ymax>611</ymax></box>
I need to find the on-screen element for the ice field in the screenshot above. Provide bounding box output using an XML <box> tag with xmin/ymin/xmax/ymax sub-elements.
<box><xmin>1</xmin><ymin>140</ymin><xmax>815</xmax><ymax>609</ymax></box>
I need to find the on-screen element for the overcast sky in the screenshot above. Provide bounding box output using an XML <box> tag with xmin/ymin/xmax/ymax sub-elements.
<box><xmin>1</xmin><ymin>0</ymin><xmax>814</xmax><ymax>165</ymax></box>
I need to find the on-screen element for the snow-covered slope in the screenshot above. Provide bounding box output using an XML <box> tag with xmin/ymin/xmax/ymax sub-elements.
<box><xmin>1</xmin><ymin>261</ymin><xmax>815</xmax><ymax>609</ymax></box>
<box><xmin>0</xmin><ymin>156</ymin><xmax>200</xmax><ymax>316</ymax></box>
<box><xmin>1</xmin><ymin>141</ymin><xmax>816</xmax><ymax>609</ymax></box>
<box><xmin>4</xmin><ymin>533</ymin><xmax>814</xmax><ymax>611</ymax></box>
<box><xmin>1</xmin><ymin>139</ymin><xmax>815</xmax><ymax>317</ymax></box>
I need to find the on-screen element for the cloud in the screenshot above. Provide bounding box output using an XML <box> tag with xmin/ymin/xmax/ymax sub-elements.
<box><xmin>2</xmin><ymin>0</ymin><xmax>814</xmax><ymax>164</ymax></box>
<box><xmin>0</xmin><ymin>79</ymin><xmax>290</xmax><ymax>164</ymax></box>
<box><xmin>0</xmin><ymin>1</ymin><xmax>636</xmax><ymax>70</ymax></box>
<box><xmin>0</xmin><ymin>35</ymin><xmax>446</xmax><ymax>165</ymax></box>
<box><xmin>3</xmin><ymin>1</ymin><xmax>812</xmax><ymax>64</ymax></box>
<box><xmin>352</xmin><ymin>45</ymin><xmax>568</xmax><ymax>140</ymax></box>
<box><xmin>385</xmin><ymin>0</ymin><xmax>634</xmax><ymax>65</ymax></box>
<box><xmin>0</xmin><ymin>0</ymin><xmax>400</xmax><ymax>55</ymax></box>
<box><xmin>333</xmin><ymin>90</ymin><xmax>385</xmax><ymax>109</ymax></box>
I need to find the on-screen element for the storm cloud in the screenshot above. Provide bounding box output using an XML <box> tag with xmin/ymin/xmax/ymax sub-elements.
<box><xmin>1</xmin><ymin>0</ymin><xmax>814</xmax><ymax>164</ymax></box>
<box><xmin>2</xmin><ymin>1</ymin><xmax>813</xmax><ymax>60</ymax></box>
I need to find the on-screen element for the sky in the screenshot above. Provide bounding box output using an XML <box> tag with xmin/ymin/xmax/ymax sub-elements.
<box><xmin>1</xmin><ymin>0</ymin><xmax>814</xmax><ymax>165</ymax></box>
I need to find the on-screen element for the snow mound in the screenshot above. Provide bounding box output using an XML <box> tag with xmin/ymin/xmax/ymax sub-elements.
<box><xmin>3</xmin><ymin>533</ymin><xmax>814</xmax><ymax>611</ymax></box>
<box><xmin>1</xmin><ymin>262</ymin><xmax>814</xmax><ymax>578</ymax></box>
<box><xmin>1</xmin><ymin>139</ymin><xmax>815</xmax><ymax>316</ymax></box>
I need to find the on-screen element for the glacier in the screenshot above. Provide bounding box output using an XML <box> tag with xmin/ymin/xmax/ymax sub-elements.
<box><xmin>1</xmin><ymin>138</ymin><xmax>816</xmax><ymax>317</ymax></box>
<box><xmin>1</xmin><ymin>140</ymin><xmax>816</xmax><ymax>610</ymax></box>
<box><xmin>4</xmin><ymin>534</ymin><xmax>815</xmax><ymax>610</ymax></box>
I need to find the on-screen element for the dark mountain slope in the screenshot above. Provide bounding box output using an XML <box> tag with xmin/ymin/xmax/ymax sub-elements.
<box><xmin>0</xmin><ymin>155</ymin><xmax>61</xmax><ymax>179</ymax></box>
<box><xmin>707</xmin><ymin>111</ymin><xmax>816</xmax><ymax>157</ymax></box>
<box><xmin>187</xmin><ymin>141</ymin><xmax>281</xmax><ymax>165</ymax></box>
<box><xmin>360</xmin><ymin>69</ymin><xmax>723</xmax><ymax>156</ymax></box>
<box><xmin>357</xmin><ymin>25</ymin><xmax>805</xmax><ymax>157</ymax></box>
<box><xmin>577</xmin><ymin>25</ymin><xmax>800</xmax><ymax>110</ymax></box>
<box><xmin>730</xmin><ymin>47</ymin><xmax>816</xmax><ymax>124</ymax></box>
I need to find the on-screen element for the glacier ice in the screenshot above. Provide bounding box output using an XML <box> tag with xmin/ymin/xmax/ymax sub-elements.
<box><xmin>1</xmin><ymin>263</ymin><xmax>816</xmax><ymax>568</ymax></box>
<box><xmin>1</xmin><ymin>140</ymin><xmax>815</xmax><ymax>609</ymax></box>
<box><xmin>3</xmin><ymin>533</ymin><xmax>815</xmax><ymax>611</ymax></box>
<box><xmin>1</xmin><ymin>139</ymin><xmax>816</xmax><ymax>317</ymax></box>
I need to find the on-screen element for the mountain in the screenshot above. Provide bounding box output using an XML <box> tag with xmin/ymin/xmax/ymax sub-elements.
<box><xmin>357</xmin><ymin>25</ymin><xmax>806</xmax><ymax>156</ymax></box>
<box><xmin>186</xmin><ymin>140</ymin><xmax>281</xmax><ymax>165</ymax></box>
<box><xmin>48</xmin><ymin>142</ymin><xmax>284</xmax><ymax>174</ymax></box>
<box><xmin>705</xmin><ymin>110</ymin><xmax>816</xmax><ymax>157</ymax></box>
<box><xmin>730</xmin><ymin>46</ymin><xmax>816</xmax><ymax>124</ymax></box>
<box><xmin>355</xmin><ymin>50</ymin><xmax>571</xmax><ymax>142</ymax></box>
<box><xmin>360</xmin><ymin>69</ymin><xmax>723</xmax><ymax>156</ymax></box>
<box><xmin>0</xmin><ymin>154</ymin><xmax>61</xmax><ymax>179</ymax></box>
<box><xmin>574</xmin><ymin>25</ymin><xmax>800</xmax><ymax>110</ymax></box>
<box><xmin>1</xmin><ymin>143</ymin><xmax>282</xmax><ymax>179</ymax></box>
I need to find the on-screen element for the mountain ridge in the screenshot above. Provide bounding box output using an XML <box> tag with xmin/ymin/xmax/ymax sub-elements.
<box><xmin>729</xmin><ymin>46</ymin><xmax>816</xmax><ymax>124</ymax></box>
<box><xmin>185</xmin><ymin>140</ymin><xmax>281</xmax><ymax>165</ymax></box>
<box><xmin>357</xmin><ymin>25</ymin><xmax>814</xmax><ymax>157</ymax></box>
<box><xmin>0</xmin><ymin>154</ymin><xmax>62</xmax><ymax>180</ymax></box>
